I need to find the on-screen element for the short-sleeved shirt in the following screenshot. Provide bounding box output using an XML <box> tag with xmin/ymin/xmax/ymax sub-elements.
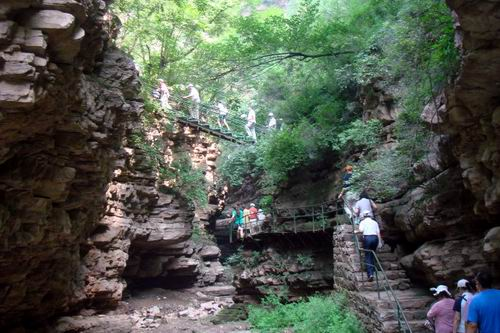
<box><xmin>218</xmin><ymin>103</ymin><xmax>228</xmax><ymax>115</ymax></box>
<box><xmin>243</xmin><ymin>208</ymin><xmax>250</xmax><ymax>224</ymax></box>
<box><xmin>467</xmin><ymin>289</ymin><xmax>500</xmax><ymax>333</ymax></box>
<box><xmin>358</xmin><ymin>217</ymin><xmax>379</xmax><ymax>236</ymax></box>
<box><xmin>427</xmin><ymin>298</ymin><xmax>455</xmax><ymax>333</ymax></box>
<box><xmin>233</xmin><ymin>209</ymin><xmax>243</xmax><ymax>226</ymax></box>
<box><xmin>453</xmin><ymin>291</ymin><xmax>473</xmax><ymax>333</ymax></box>
<box><xmin>354</xmin><ymin>198</ymin><xmax>374</xmax><ymax>217</ymax></box>
<box><xmin>188</xmin><ymin>87</ymin><xmax>200</xmax><ymax>103</ymax></box>
<box><xmin>249</xmin><ymin>207</ymin><xmax>258</xmax><ymax>220</ymax></box>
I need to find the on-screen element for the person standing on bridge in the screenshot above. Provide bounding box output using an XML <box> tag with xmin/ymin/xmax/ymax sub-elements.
<box><xmin>357</xmin><ymin>210</ymin><xmax>381</xmax><ymax>282</ymax></box>
<box><xmin>182</xmin><ymin>83</ymin><xmax>200</xmax><ymax>120</ymax></box>
<box><xmin>244</xmin><ymin>107</ymin><xmax>257</xmax><ymax>142</ymax></box>
<box><xmin>232</xmin><ymin>206</ymin><xmax>244</xmax><ymax>241</ymax></box>
<box><xmin>243</xmin><ymin>205</ymin><xmax>251</xmax><ymax>237</ymax></box>
<box><xmin>217</xmin><ymin>101</ymin><xmax>230</xmax><ymax>131</ymax></box>
<box><xmin>158</xmin><ymin>79</ymin><xmax>172</xmax><ymax>110</ymax></box>
<box><xmin>427</xmin><ymin>285</ymin><xmax>455</xmax><ymax>333</ymax></box>
<box><xmin>267</xmin><ymin>112</ymin><xmax>277</xmax><ymax>130</ymax></box>
<box><xmin>248</xmin><ymin>203</ymin><xmax>258</xmax><ymax>235</ymax></box>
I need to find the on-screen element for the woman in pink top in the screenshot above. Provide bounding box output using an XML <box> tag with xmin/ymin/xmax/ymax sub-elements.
<box><xmin>427</xmin><ymin>285</ymin><xmax>455</xmax><ymax>333</ymax></box>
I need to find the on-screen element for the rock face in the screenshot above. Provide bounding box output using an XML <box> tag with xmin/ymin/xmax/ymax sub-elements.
<box><xmin>0</xmin><ymin>0</ymin><xmax>140</xmax><ymax>328</ymax></box>
<box><xmin>0</xmin><ymin>1</ymin><xmax>226</xmax><ymax>330</ymax></box>
<box><xmin>231</xmin><ymin>236</ymin><xmax>333</xmax><ymax>301</ymax></box>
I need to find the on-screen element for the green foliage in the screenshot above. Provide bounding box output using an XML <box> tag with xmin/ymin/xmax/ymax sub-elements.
<box><xmin>217</xmin><ymin>144</ymin><xmax>260</xmax><ymax>187</ymax></box>
<box><xmin>259</xmin><ymin>195</ymin><xmax>273</xmax><ymax>210</ymax></box>
<box><xmin>224</xmin><ymin>247</ymin><xmax>262</xmax><ymax>269</ymax></box>
<box><xmin>332</xmin><ymin>119</ymin><xmax>382</xmax><ymax>153</ymax></box>
<box><xmin>248</xmin><ymin>293</ymin><xmax>365</xmax><ymax>333</ymax></box>
<box><xmin>350</xmin><ymin>150</ymin><xmax>412</xmax><ymax>201</ymax></box>
<box><xmin>161</xmin><ymin>153</ymin><xmax>208</xmax><ymax>207</ymax></box>
<box><xmin>296</xmin><ymin>254</ymin><xmax>314</xmax><ymax>268</ymax></box>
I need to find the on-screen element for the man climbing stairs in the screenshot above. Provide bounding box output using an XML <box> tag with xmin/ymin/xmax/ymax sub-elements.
<box><xmin>333</xmin><ymin>223</ymin><xmax>434</xmax><ymax>333</ymax></box>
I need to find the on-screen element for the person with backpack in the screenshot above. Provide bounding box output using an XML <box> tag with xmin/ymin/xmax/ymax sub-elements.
<box><xmin>453</xmin><ymin>279</ymin><xmax>474</xmax><ymax>333</ymax></box>
<box><xmin>353</xmin><ymin>190</ymin><xmax>378</xmax><ymax>221</ymax></box>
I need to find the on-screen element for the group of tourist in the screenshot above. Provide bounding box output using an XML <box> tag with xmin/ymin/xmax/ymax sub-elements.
<box><xmin>426</xmin><ymin>272</ymin><xmax>500</xmax><ymax>333</ymax></box>
<box><xmin>230</xmin><ymin>203</ymin><xmax>267</xmax><ymax>240</ymax></box>
<box><xmin>155</xmin><ymin>79</ymin><xmax>279</xmax><ymax>142</ymax></box>
<box><xmin>338</xmin><ymin>165</ymin><xmax>500</xmax><ymax>333</ymax></box>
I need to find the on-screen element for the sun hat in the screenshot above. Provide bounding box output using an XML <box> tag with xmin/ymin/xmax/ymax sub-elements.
<box><xmin>250</xmin><ymin>203</ymin><xmax>255</xmax><ymax>207</ymax></box>
<box><xmin>457</xmin><ymin>279</ymin><xmax>469</xmax><ymax>288</ymax></box>
<box><xmin>430</xmin><ymin>285</ymin><xmax>451</xmax><ymax>297</ymax></box>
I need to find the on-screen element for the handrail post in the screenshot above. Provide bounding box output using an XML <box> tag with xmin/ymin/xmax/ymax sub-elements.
<box><xmin>229</xmin><ymin>221</ymin><xmax>233</xmax><ymax>244</ymax></box>
<box><xmin>375</xmin><ymin>261</ymin><xmax>380</xmax><ymax>300</ymax></box>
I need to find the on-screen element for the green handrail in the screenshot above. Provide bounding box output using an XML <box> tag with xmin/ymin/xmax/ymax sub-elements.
<box><xmin>344</xmin><ymin>214</ymin><xmax>412</xmax><ymax>333</ymax></box>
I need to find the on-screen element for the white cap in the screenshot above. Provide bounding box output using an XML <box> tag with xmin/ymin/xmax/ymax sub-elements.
<box><xmin>250</xmin><ymin>203</ymin><xmax>255</xmax><ymax>207</ymax></box>
<box><xmin>457</xmin><ymin>279</ymin><xmax>469</xmax><ymax>288</ymax></box>
<box><xmin>187</xmin><ymin>83</ymin><xmax>193</xmax><ymax>87</ymax></box>
<box><xmin>430</xmin><ymin>285</ymin><xmax>451</xmax><ymax>297</ymax></box>
<box><xmin>362</xmin><ymin>210</ymin><xmax>372</xmax><ymax>218</ymax></box>
<box><xmin>258</xmin><ymin>209</ymin><xmax>263</xmax><ymax>212</ymax></box>
<box><xmin>269</xmin><ymin>112</ymin><xmax>274</xmax><ymax>116</ymax></box>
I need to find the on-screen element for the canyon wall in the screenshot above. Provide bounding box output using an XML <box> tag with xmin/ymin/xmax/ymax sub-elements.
<box><xmin>0</xmin><ymin>1</ymin><xmax>226</xmax><ymax>330</ymax></box>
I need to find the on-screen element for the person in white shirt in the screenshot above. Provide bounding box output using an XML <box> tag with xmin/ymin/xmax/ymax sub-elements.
<box><xmin>267</xmin><ymin>112</ymin><xmax>277</xmax><ymax>130</ymax></box>
<box><xmin>357</xmin><ymin>210</ymin><xmax>381</xmax><ymax>281</ymax></box>
<box><xmin>256</xmin><ymin>208</ymin><xmax>266</xmax><ymax>233</ymax></box>
<box><xmin>217</xmin><ymin>101</ymin><xmax>230</xmax><ymax>130</ymax></box>
<box><xmin>245</xmin><ymin>107</ymin><xmax>257</xmax><ymax>142</ymax></box>
<box><xmin>158</xmin><ymin>79</ymin><xmax>171</xmax><ymax>110</ymax></box>
<box><xmin>453</xmin><ymin>279</ymin><xmax>475</xmax><ymax>333</ymax></box>
<box><xmin>182</xmin><ymin>83</ymin><xmax>200</xmax><ymax>120</ymax></box>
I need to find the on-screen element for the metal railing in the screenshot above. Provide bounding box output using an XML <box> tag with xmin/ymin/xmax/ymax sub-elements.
<box><xmin>340</xmin><ymin>211</ymin><xmax>413</xmax><ymax>333</ymax></box>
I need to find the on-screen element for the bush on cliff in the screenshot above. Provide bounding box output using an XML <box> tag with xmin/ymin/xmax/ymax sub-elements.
<box><xmin>248</xmin><ymin>293</ymin><xmax>364</xmax><ymax>333</ymax></box>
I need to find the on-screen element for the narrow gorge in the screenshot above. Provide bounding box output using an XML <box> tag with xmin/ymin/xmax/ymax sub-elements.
<box><xmin>0</xmin><ymin>1</ymin><xmax>499</xmax><ymax>333</ymax></box>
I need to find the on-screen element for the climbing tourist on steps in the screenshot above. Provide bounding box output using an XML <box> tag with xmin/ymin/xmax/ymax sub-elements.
<box><xmin>248</xmin><ymin>203</ymin><xmax>258</xmax><ymax>235</ymax></box>
<box><xmin>356</xmin><ymin>210</ymin><xmax>382</xmax><ymax>282</ymax></box>
<box><xmin>158</xmin><ymin>79</ymin><xmax>172</xmax><ymax>110</ymax></box>
<box><xmin>267</xmin><ymin>112</ymin><xmax>277</xmax><ymax>130</ymax></box>
<box><xmin>466</xmin><ymin>271</ymin><xmax>500</xmax><ymax>333</ymax></box>
<box><xmin>244</xmin><ymin>107</ymin><xmax>257</xmax><ymax>142</ymax></box>
<box><xmin>217</xmin><ymin>101</ymin><xmax>230</xmax><ymax>130</ymax></box>
<box><xmin>426</xmin><ymin>285</ymin><xmax>455</xmax><ymax>333</ymax></box>
<box><xmin>338</xmin><ymin>165</ymin><xmax>356</xmax><ymax>220</ymax></box>
<box><xmin>182</xmin><ymin>83</ymin><xmax>200</xmax><ymax>120</ymax></box>
<box><xmin>453</xmin><ymin>278</ymin><xmax>475</xmax><ymax>333</ymax></box>
<box><xmin>353</xmin><ymin>190</ymin><xmax>378</xmax><ymax>224</ymax></box>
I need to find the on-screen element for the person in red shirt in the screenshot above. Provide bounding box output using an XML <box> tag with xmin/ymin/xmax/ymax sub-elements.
<box><xmin>248</xmin><ymin>203</ymin><xmax>258</xmax><ymax>235</ymax></box>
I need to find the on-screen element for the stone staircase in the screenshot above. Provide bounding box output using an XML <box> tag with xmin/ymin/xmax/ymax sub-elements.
<box><xmin>333</xmin><ymin>223</ymin><xmax>434</xmax><ymax>333</ymax></box>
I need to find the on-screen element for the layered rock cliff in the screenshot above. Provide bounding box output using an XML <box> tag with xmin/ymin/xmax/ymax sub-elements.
<box><xmin>0</xmin><ymin>2</ymin><xmax>226</xmax><ymax>330</ymax></box>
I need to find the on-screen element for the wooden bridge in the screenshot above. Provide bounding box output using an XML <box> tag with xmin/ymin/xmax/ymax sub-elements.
<box><xmin>215</xmin><ymin>200</ymin><xmax>341</xmax><ymax>243</ymax></box>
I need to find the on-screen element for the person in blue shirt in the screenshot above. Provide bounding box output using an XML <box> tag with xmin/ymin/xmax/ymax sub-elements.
<box><xmin>466</xmin><ymin>271</ymin><xmax>500</xmax><ymax>333</ymax></box>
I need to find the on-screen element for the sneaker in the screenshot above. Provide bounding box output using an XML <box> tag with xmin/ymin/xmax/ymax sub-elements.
<box><xmin>368</xmin><ymin>276</ymin><xmax>374</xmax><ymax>282</ymax></box>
